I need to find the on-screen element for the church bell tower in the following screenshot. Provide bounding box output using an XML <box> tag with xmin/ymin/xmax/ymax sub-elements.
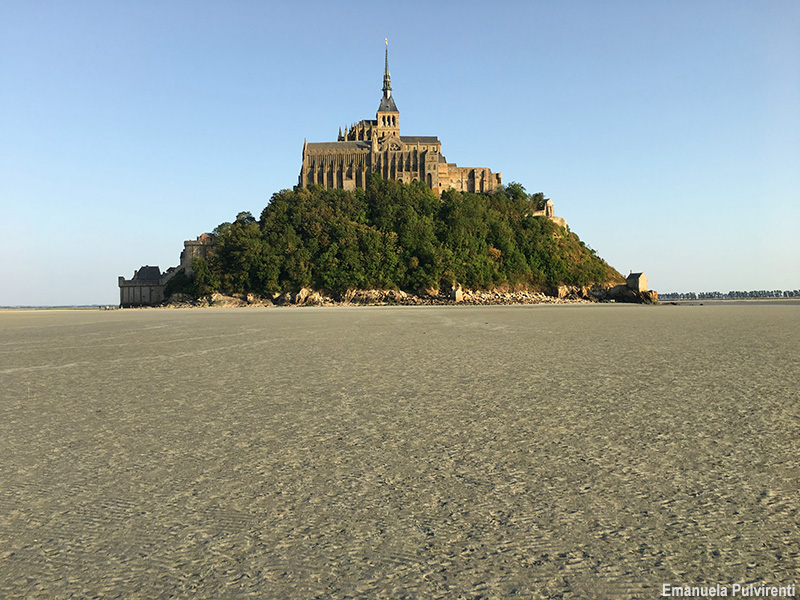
<box><xmin>375</xmin><ymin>39</ymin><xmax>399</xmax><ymax>139</ymax></box>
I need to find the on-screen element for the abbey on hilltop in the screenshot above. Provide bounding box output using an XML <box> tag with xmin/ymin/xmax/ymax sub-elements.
<box><xmin>298</xmin><ymin>41</ymin><xmax>502</xmax><ymax>196</ymax></box>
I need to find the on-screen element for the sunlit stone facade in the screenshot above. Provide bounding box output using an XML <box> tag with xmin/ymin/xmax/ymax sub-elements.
<box><xmin>298</xmin><ymin>43</ymin><xmax>501</xmax><ymax>196</ymax></box>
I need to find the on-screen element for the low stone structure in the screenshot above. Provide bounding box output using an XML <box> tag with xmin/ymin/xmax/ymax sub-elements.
<box><xmin>590</xmin><ymin>273</ymin><xmax>657</xmax><ymax>304</ymax></box>
<box><xmin>119</xmin><ymin>234</ymin><xmax>217</xmax><ymax>307</ymax></box>
<box><xmin>529</xmin><ymin>198</ymin><xmax>567</xmax><ymax>228</ymax></box>
<box><xmin>118</xmin><ymin>266</ymin><xmax>166</xmax><ymax>308</ymax></box>
<box><xmin>626</xmin><ymin>272</ymin><xmax>648</xmax><ymax>292</ymax></box>
<box><xmin>180</xmin><ymin>232</ymin><xmax>216</xmax><ymax>274</ymax></box>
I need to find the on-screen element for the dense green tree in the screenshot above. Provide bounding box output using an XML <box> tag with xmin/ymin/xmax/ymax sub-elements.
<box><xmin>192</xmin><ymin>257</ymin><xmax>220</xmax><ymax>296</ymax></box>
<box><xmin>163</xmin><ymin>268</ymin><xmax>193</xmax><ymax>298</ymax></box>
<box><xmin>185</xmin><ymin>179</ymin><xmax>621</xmax><ymax>297</ymax></box>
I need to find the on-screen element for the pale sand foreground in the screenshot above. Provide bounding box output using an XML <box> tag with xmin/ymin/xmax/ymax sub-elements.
<box><xmin>1</xmin><ymin>304</ymin><xmax>798</xmax><ymax>599</ymax></box>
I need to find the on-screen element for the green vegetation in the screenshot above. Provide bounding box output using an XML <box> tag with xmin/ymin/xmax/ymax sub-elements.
<box><xmin>171</xmin><ymin>176</ymin><xmax>622</xmax><ymax>297</ymax></box>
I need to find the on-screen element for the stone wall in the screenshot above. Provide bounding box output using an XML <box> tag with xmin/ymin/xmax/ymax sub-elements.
<box><xmin>119</xmin><ymin>234</ymin><xmax>216</xmax><ymax>307</ymax></box>
<box><xmin>439</xmin><ymin>165</ymin><xmax>503</xmax><ymax>194</ymax></box>
<box><xmin>529</xmin><ymin>198</ymin><xmax>567</xmax><ymax>228</ymax></box>
<box><xmin>180</xmin><ymin>233</ymin><xmax>216</xmax><ymax>274</ymax></box>
<box><xmin>118</xmin><ymin>278</ymin><xmax>164</xmax><ymax>308</ymax></box>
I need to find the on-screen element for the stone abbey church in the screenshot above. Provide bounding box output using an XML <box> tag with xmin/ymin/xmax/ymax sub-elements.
<box><xmin>298</xmin><ymin>43</ymin><xmax>502</xmax><ymax>196</ymax></box>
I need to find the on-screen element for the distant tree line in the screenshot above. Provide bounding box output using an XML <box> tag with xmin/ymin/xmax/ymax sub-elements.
<box><xmin>660</xmin><ymin>290</ymin><xmax>800</xmax><ymax>300</ymax></box>
<box><xmin>167</xmin><ymin>176</ymin><xmax>621</xmax><ymax>298</ymax></box>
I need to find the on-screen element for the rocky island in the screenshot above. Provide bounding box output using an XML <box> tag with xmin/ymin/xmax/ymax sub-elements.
<box><xmin>119</xmin><ymin>43</ymin><xmax>655</xmax><ymax>307</ymax></box>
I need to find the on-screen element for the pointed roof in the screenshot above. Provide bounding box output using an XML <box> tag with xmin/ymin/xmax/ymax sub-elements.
<box><xmin>378</xmin><ymin>95</ymin><xmax>398</xmax><ymax>112</ymax></box>
<box><xmin>382</xmin><ymin>38</ymin><xmax>391</xmax><ymax>95</ymax></box>
<box><xmin>378</xmin><ymin>39</ymin><xmax>398</xmax><ymax>113</ymax></box>
<box><xmin>133</xmin><ymin>266</ymin><xmax>162</xmax><ymax>281</ymax></box>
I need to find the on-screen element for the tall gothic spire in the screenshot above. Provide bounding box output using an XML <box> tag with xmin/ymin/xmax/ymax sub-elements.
<box><xmin>377</xmin><ymin>38</ymin><xmax>398</xmax><ymax>115</ymax></box>
<box><xmin>382</xmin><ymin>38</ymin><xmax>392</xmax><ymax>98</ymax></box>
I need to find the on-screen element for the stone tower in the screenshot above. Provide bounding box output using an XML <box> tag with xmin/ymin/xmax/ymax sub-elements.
<box><xmin>375</xmin><ymin>39</ymin><xmax>399</xmax><ymax>140</ymax></box>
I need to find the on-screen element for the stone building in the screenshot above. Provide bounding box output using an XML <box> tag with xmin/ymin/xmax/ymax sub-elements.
<box><xmin>626</xmin><ymin>272</ymin><xmax>648</xmax><ymax>292</ymax></box>
<box><xmin>529</xmin><ymin>198</ymin><xmax>567</xmax><ymax>228</ymax></box>
<box><xmin>298</xmin><ymin>42</ymin><xmax>501</xmax><ymax>196</ymax></box>
<box><xmin>118</xmin><ymin>234</ymin><xmax>216</xmax><ymax>307</ymax></box>
<box><xmin>118</xmin><ymin>266</ymin><xmax>166</xmax><ymax>308</ymax></box>
<box><xmin>179</xmin><ymin>232</ymin><xmax>216</xmax><ymax>275</ymax></box>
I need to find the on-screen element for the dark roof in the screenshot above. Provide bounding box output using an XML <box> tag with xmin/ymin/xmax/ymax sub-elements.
<box><xmin>134</xmin><ymin>266</ymin><xmax>162</xmax><ymax>281</ymax></box>
<box><xmin>378</xmin><ymin>95</ymin><xmax>398</xmax><ymax>112</ymax></box>
<box><xmin>307</xmin><ymin>141</ymin><xmax>371</xmax><ymax>152</ymax></box>
<box><xmin>400</xmin><ymin>136</ymin><xmax>440</xmax><ymax>144</ymax></box>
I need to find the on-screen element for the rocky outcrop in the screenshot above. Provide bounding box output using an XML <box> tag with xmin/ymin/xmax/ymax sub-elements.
<box><xmin>548</xmin><ymin>285</ymin><xmax>599</xmax><ymax>301</ymax></box>
<box><xmin>205</xmin><ymin>293</ymin><xmax>248</xmax><ymax>307</ymax></box>
<box><xmin>164</xmin><ymin>279</ymin><xmax>657</xmax><ymax>308</ymax></box>
<box><xmin>591</xmin><ymin>284</ymin><xmax>658</xmax><ymax>304</ymax></box>
<box><xmin>272</xmin><ymin>291</ymin><xmax>294</xmax><ymax>306</ymax></box>
<box><xmin>340</xmin><ymin>289</ymin><xmax>409</xmax><ymax>304</ymax></box>
<box><xmin>246</xmin><ymin>293</ymin><xmax>273</xmax><ymax>306</ymax></box>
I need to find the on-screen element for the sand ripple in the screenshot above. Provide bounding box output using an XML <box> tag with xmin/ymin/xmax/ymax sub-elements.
<box><xmin>1</xmin><ymin>304</ymin><xmax>798</xmax><ymax>598</ymax></box>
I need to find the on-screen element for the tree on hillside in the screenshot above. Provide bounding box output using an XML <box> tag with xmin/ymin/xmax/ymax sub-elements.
<box><xmin>189</xmin><ymin>179</ymin><xmax>621</xmax><ymax>297</ymax></box>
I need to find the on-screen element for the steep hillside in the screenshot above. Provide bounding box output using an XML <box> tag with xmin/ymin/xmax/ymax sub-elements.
<box><xmin>169</xmin><ymin>176</ymin><xmax>623</xmax><ymax>298</ymax></box>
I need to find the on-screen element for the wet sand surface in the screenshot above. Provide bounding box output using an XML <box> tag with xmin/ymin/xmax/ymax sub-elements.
<box><xmin>1</xmin><ymin>304</ymin><xmax>798</xmax><ymax>599</ymax></box>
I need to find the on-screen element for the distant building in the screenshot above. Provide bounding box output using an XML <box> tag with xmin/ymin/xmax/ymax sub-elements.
<box><xmin>529</xmin><ymin>198</ymin><xmax>567</xmax><ymax>228</ymax></box>
<box><xmin>627</xmin><ymin>272</ymin><xmax>648</xmax><ymax>292</ymax></box>
<box><xmin>179</xmin><ymin>232</ymin><xmax>216</xmax><ymax>274</ymax></box>
<box><xmin>298</xmin><ymin>41</ymin><xmax>502</xmax><ymax>196</ymax></box>
<box><xmin>118</xmin><ymin>234</ymin><xmax>216</xmax><ymax>307</ymax></box>
<box><xmin>118</xmin><ymin>266</ymin><xmax>166</xmax><ymax>308</ymax></box>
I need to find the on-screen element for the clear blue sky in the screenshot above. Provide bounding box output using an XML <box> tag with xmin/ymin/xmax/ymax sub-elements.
<box><xmin>1</xmin><ymin>1</ymin><xmax>798</xmax><ymax>305</ymax></box>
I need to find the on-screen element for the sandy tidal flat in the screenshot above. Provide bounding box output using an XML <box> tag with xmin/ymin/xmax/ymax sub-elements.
<box><xmin>1</xmin><ymin>304</ymin><xmax>798</xmax><ymax>599</ymax></box>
